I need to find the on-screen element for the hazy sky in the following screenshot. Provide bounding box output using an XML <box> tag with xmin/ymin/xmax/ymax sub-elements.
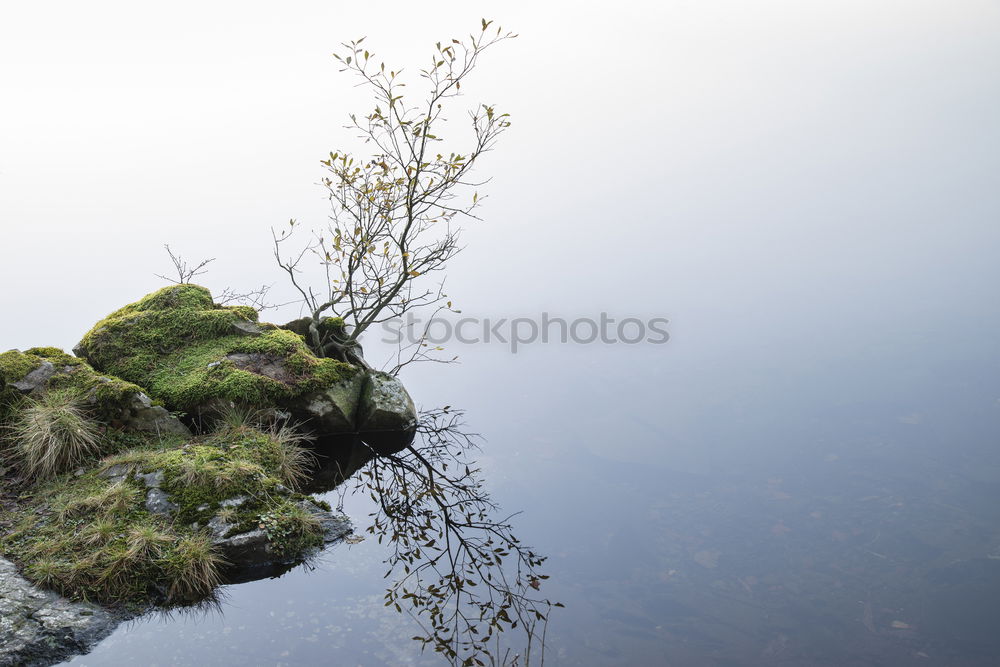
<box><xmin>2</xmin><ymin>0</ymin><xmax>998</xmax><ymax>381</ymax></box>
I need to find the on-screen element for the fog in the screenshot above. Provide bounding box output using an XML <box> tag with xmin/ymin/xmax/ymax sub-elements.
<box><xmin>4</xmin><ymin>1</ymin><xmax>1000</xmax><ymax>664</ymax></box>
<box><xmin>3</xmin><ymin>0</ymin><xmax>997</xmax><ymax>340</ymax></box>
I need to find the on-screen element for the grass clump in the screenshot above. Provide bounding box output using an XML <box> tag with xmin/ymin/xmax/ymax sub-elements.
<box><xmin>207</xmin><ymin>407</ymin><xmax>317</xmax><ymax>490</ymax></box>
<box><xmin>165</xmin><ymin>534</ymin><xmax>226</xmax><ymax>601</ymax></box>
<box><xmin>267</xmin><ymin>424</ymin><xmax>317</xmax><ymax>491</ymax></box>
<box><xmin>8</xmin><ymin>389</ymin><xmax>102</xmax><ymax>480</ymax></box>
<box><xmin>150</xmin><ymin>423</ymin><xmax>318</xmax><ymax>526</ymax></box>
<box><xmin>1</xmin><ymin>467</ymin><xmax>226</xmax><ymax>606</ymax></box>
<box><xmin>1</xmin><ymin>418</ymin><xmax>329</xmax><ymax>608</ymax></box>
<box><xmin>57</xmin><ymin>480</ymin><xmax>143</xmax><ymax>520</ymax></box>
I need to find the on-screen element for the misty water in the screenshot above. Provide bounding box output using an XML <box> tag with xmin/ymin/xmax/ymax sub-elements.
<box><xmin>57</xmin><ymin>300</ymin><xmax>1000</xmax><ymax>666</ymax></box>
<box><xmin>2</xmin><ymin>2</ymin><xmax>997</xmax><ymax>665</ymax></box>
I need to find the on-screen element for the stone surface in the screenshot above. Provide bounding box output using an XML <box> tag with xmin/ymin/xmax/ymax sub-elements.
<box><xmin>303</xmin><ymin>502</ymin><xmax>354</xmax><ymax>545</ymax></box>
<box><xmin>357</xmin><ymin>371</ymin><xmax>417</xmax><ymax>433</ymax></box>
<box><xmin>356</xmin><ymin>371</ymin><xmax>417</xmax><ymax>454</ymax></box>
<box><xmin>10</xmin><ymin>361</ymin><xmax>57</xmax><ymax>393</ymax></box>
<box><xmin>144</xmin><ymin>488</ymin><xmax>178</xmax><ymax>516</ymax></box>
<box><xmin>135</xmin><ymin>470</ymin><xmax>178</xmax><ymax>516</ymax></box>
<box><xmin>0</xmin><ymin>558</ymin><xmax>124</xmax><ymax>667</ymax></box>
<box><xmin>226</xmin><ymin>352</ymin><xmax>298</xmax><ymax>384</ymax></box>
<box><xmin>299</xmin><ymin>371</ymin><xmax>367</xmax><ymax>432</ymax></box>
<box><xmin>116</xmin><ymin>390</ymin><xmax>190</xmax><ymax>435</ymax></box>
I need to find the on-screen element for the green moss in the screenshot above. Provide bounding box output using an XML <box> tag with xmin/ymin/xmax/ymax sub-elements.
<box><xmin>75</xmin><ymin>285</ymin><xmax>356</xmax><ymax>413</ymax></box>
<box><xmin>0</xmin><ymin>350</ymin><xmax>38</xmax><ymax>420</ymax></box>
<box><xmin>0</xmin><ymin>349</ymin><xmax>42</xmax><ymax>386</ymax></box>
<box><xmin>225</xmin><ymin>305</ymin><xmax>260</xmax><ymax>322</ymax></box>
<box><xmin>152</xmin><ymin>442</ymin><xmax>275</xmax><ymax>525</ymax></box>
<box><xmin>24</xmin><ymin>347</ymin><xmax>83</xmax><ymax>364</ymax></box>
<box><xmin>129</xmin><ymin>284</ymin><xmax>216</xmax><ymax>312</ymax></box>
<box><xmin>145</xmin><ymin>337</ymin><xmax>279</xmax><ymax>409</ymax></box>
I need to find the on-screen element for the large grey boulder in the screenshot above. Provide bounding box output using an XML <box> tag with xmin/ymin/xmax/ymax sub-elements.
<box><xmin>70</xmin><ymin>285</ymin><xmax>417</xmax><ymax>449</ymax></box>
<box><xmin>358</xmin><ymin>371</ymin><xmax>417</xmax><ymax>433</ymax></box>
<box><xmin>0</xmin><ymin>558</ymin><xmax>125</xmax><ymax>667</ymax></box>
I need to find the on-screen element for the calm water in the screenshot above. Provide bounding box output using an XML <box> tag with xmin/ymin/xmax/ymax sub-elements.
<box><xmin>62</xmin><ymin>315</ymin><xmax>1000</xmax><ymax>666</ymax></box>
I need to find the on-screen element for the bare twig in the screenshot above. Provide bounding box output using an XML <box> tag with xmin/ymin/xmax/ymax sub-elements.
<box><xmin>155</xmin><ymin>244</ymin><xmax>215</xmax><ymax>284</ymax></box>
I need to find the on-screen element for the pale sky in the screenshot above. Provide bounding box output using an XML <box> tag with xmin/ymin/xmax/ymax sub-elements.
<box><xmin>2</xmin><ymin>0</ymin><xmax>998</xmax><ymax>375</ymax></box>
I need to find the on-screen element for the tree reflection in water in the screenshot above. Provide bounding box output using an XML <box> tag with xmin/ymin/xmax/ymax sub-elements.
<box><xmin>307</xmin><ymin>407</ymin><xmax>559</xmax><ymax>666</ymax></box>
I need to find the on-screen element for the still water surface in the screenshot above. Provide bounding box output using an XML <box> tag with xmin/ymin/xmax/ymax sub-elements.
<box><xmin>62</xmin><ymin>317</ymin><xmax>1000</xmax><ymax>666</ymax></box>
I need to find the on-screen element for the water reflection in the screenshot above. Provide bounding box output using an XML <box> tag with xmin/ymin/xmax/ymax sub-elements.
<box><xmin>304</xmin><ymin>407</ymin><xmax>557</xmax><ymax>665</ymax></box>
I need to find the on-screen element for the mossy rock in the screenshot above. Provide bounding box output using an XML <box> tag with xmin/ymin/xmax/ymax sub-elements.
<box><xmin>0</xmin><ymin>347</ymin><xmax>188</xmax><ymax>435</ymax></box>
<box><xmin>73</xmin><ymin>285</ymin><xmax>417</xmax><ymax>451</ymax></box>
<box><xmin>73</xmin><ymin>285</ymin><xmax>362</xmax><ymax>422</ymax></box>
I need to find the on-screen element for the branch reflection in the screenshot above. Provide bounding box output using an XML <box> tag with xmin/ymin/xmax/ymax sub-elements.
<box><xmin>308</xmin><ymin>407</ymin><xmax>559</xmax><ymax>666</ymax></box>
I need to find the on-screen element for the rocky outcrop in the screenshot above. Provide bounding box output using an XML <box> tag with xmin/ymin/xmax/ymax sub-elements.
<box><xmin>0</xmin><ymin>558</ymin><xmax>125</xmax><ymax>667</ymax></box>
<box><xmin>73</xmin><ymin>285</ymin><xmax>416</xmax><ymax>452</ymax></box>
<box><xmin>0</xmin><ymin>285</ymin><xmax>419</xmax><ymax>665</ymax></box>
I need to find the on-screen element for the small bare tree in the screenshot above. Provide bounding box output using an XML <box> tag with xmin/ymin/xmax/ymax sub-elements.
<box><xmin>156</xmin><ymin>244</ymin><xmax>215</xmax><ymax>285</ymax></box>
<box><xmin>155</xmin><ymin>245</ymin><xmax>274</xmax><ymax>310</ymax></box>
<box><xmin>273</xmin><ymin>20</ymin><xmax>515</xmax><ymax>366</ymax></box>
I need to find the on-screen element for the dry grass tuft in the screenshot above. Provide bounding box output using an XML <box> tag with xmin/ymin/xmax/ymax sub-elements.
<box><xmin>58</xmin><ymin>481</ymin><xmax>142</xmax><ymax>520</ymax></box>
<box><xmin>167</xmin><ymin>534</ymin><xmax>227</xmax><ymax>602</ymax></box>
<box><xmin>125</xmin><ymin>523</ymin><xmax>174</xmax><ymax>561</ymax></box>
<box><xmin>9</xmin><ymin>389</ymin><xmax>102</xmax><ymax>480</ymax></box>
<box><xmin>268</xmin><ymin>424</ymin><xmax>317</xmax><ymax>490</ymax></box>
<box><xmin>213</xmin><ymin>403</ymin><xmax>267</xmax><ymax>431</ymax></box>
